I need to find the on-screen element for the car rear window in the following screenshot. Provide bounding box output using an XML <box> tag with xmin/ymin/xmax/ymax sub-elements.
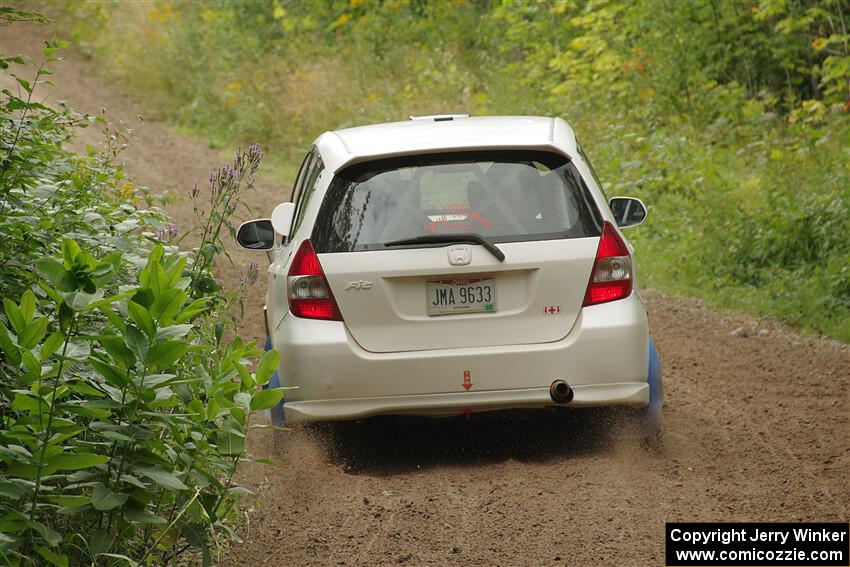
<box><xmin>311</xmin><ymin>150</ymin><xmax>602</xmax><ymax>253</ymax></box>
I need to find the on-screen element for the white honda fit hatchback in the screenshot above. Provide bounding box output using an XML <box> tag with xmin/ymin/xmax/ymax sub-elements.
<box><xmin>237</xmin><ymin>115</ymin><xmax>662</xmax><ymax>436</ymax></box>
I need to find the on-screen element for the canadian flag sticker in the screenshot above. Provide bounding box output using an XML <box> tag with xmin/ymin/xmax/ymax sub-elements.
<box><xmin>543</xmin><ymin>306</ymin><xmax>561</xmax><ymax>315</ymax></box>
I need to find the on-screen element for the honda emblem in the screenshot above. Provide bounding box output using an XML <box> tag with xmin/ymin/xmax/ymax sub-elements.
<box><xmin>447</xmin><ymin>246</ymin><xmax>471</xmax><ymax>266</ymax></box>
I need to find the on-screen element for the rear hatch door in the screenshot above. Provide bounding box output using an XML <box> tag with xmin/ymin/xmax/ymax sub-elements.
<box><xmin>321</xmin><ymin>239</ymin><xmax>598</xmax><ymax>352</ymax></box>
<box><xmin>311</xmin><ymin>149</ymin><xmax>602</xmax><ymax>354</ymax></box>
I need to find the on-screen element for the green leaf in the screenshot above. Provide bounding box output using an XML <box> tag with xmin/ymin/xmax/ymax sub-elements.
<box><xmin>230</xmin><ymin>405</ymin><xmax>246</xmax><ymax>424</ymax></box>
<box><xmin>21</xmin><ymin>350</ymin><xmax>40</xmax><ymax>382</ymax></box>
<box><xmin>234</xmin><ymin>391</ymin><xmax>251</xmax><ymax>411</ymax></box>
<box><xmin>45</xmin><ymin>426</ymin><xmax>84</xmax><ymax>447</ymax></box>
<box><xmin>217</xmin><ymin>429</ymin><xmax>245</xmax><ymax>455</ymax></box>
<box><xmin>88</xmin><ymin>529</ymin><xmax>114</xmax><ymax>558</ymax></box>
<box><xmin>123</xmin><ymin>508</ymin><xmax>167</xmax><ymax>525</ymax></box>
<box><xmin>44</xmin><ymin>495</ymin><xmax>91</xmax><ymax>508</ymax></box>
<box><xmin>127</xmin><ymin>301</ymin><xmax>155</xmax><ymax>338</ymax></box>
<box><xmin>0</xmin><ymin>481</ymin><xmax>26</xmax><ymax>499</ymax></box>
<box><xmin>64</xmin><ymin>290</ymin><xmax>103</xmax><ymax>311</ymax></box>
<box><xmin>118</xmin><ymin>474</ymin><xmax>147</xmax><ymax>489</ymax></box>
<box><xmin>7</xmin><ymin>462</ymin><xmax>39</xmax><ymax>479</ymax></box>
<box><xmin>62</xmin><ymin>240</ymin><xmax>81</xmax><ymax>268</ymax></box>
<box><xmin>132</xmin><ymin>466</ymin><xmax>188</xmax><ymax>490</ymax></box>
<box><xmin>0</xmin><ymin>510</ymin><xmax>27</xmax><ymax>528</ymax></box>
<box><xmin>147</xmin><ymin>340</ymin><xmax>188</xmax><ymax>370</ymax></box>
<box><xmin>91</xmin><ymin>485</ymin><xmax>128</xmax><ymax>511</ymax></box>
<box><xmin>38</xmin><ymin>281</ymin><xmax>63</xmax><ymax>305</ymax></box>
<box><xmin>250</xmin><ymin>388</ymin><xmax>283</xmax><ymax>411</ymax></box>
<box><xmin>99</xmin><ymin>336</ymin><xmax>136</xmax><ymax>368</ymax></box>
<box><xmin>175</xmin><ymin>298</ymin><xmax>210</xmax><ymax>323</ymax></box>
<box><xmin>67</xmin><ymin>379</ymin><xmax>104</xmax><ymax>398</ymax></box>
<box><xmin>3</xmin><ymin>298</ymin><xmax>25</xmax><ymax>335</ymax></box>
<box><xmin>130</xmin><ymin>287</ymin><xmax>155</xmax><ymax>309</ymax></box>
<box><xmin>155</xmin><ymin>324</ymin><xmax>192</xmax><ymax>340</ymax></box>
<box><xmin>47</xmin><ymin>452</ymin><xmax>108</xmax><ymax>471</ymax></box>
<box><xmin>26</xmin><ymin>519</ymin><xmax>61</xmax><ymax>547</ymax></box>
<box><xmin>163</xmin><ymin>257</ymin><xmax>187</xmax><ymax>289</ymax></box>
<box><xmin>97</xmin><ymin>430</ymin><xmax>133</xmax><ymax>442</ymax></box>
<box><xmin>39</xmin><ymin>332</ymin><xmax>64</xmax><ymax>362</ymax></box>
<box><xmin>62</xmin><ymin>403</ymin><xmax>111</xmax><ymax>419</ymax></box>
<box><xmin>35</xmin><ymin>546</ymin><xmax>68</xmax><ymax>567</ymax></box>
<box><xmin>101</xmin><ymin>251</ymin><xmax>123</xmax><ymax>273</ymax></box>
<box><xmin>255</xmin><ymin>349</ymin><xmax>280</xmax><ymax>386</ymax></box>
<box><xmin>199</xmin><ymin>243</ymin><xmax>216</xmax><ymax>264</ymax></box>
<box><xmin>89</xmin><ymin>357</ymin><xmax>130</xmax><ymax>388</ymax></box>
<box><xmin>0</xmin><ymin>444</ymin><xmax>34</xmax><ymax>462</ymax></box>
<box><xmin>56</xmin><ymin>270</ymin><xmax>78</xmax><ymax>293</ymax></box>
<box><xmin>11</xmin><ymin>393</ymin><xmax>46</xmax><ymax>413</ymax></box>
<box><xmin>151</xmin><ymin>288</ymin><xmax>186</xmax><ymax>325</ymax></box>
<box><xmin>61</xmin><ymin>340</ymin><xmax>90</xmax><ymax>361</ymax></box>
<box><xmin>181</xmin><ymin>522</ymin><xmax>209</xmax><ymax>549</ymax></box>
<box><xmin>192</xmin><ymin>274</ymin><xmax>220</xmax><ymax>294</ymax></box>
<box><xmin>18</xmin><ymin>317</ymin><xmax>48</xmax><ymax>349</ymax></box>
<box><xmin>0</xmin><ymin>322</ymin><xmax>21</xmax><ymax>365</ymax></box>
<box><xmin>235</xmin><ymin>361</ymin><xmax>253</xmax><ymax>390</ymax></box>
<box><xmin>100</xmin><ymin>306</ymin><xmax>126</xmax><ymax>333</ymax></box>
<box><xmin>141</xmin><ymin>245</ymin><xmax>164</xmax><ymax>283</ymax></box>
<box><xmin>13</xmin><ymin>75</ymin><xmax>32</xmax><ymax>94</ymax></box>
<box><xmin>58</xmin><ymin>302</ymin><xmax>73</xmax><ymax>334</ymax></box>
<box><xmin>123</xmin><ymin>324</ymin><xmax>148</xmax><ymax>362</ymax></box>
<box><xmin>19</xmin><ymin>290</ymin><xmax>36</xmax><ymax>322</ymax></box>
<box><xmin>136</xmin><ymin>373</ymin><xmax>175</xmax><ymax>389</ymax></box>
<box><xmin>91</xmin><ymin>261</ymin><xmax>115</xmax><ymax>286</ymax></box>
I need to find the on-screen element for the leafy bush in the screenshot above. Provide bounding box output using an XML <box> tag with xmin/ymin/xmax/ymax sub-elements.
<box><xmin>0</xmin><ymin>10</ymin><xmax>279</xmax><ymax>565</ymax></box>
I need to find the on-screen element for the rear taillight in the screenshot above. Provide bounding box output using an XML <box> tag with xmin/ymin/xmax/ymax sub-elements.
<box><xmin>582</xmin><ymin>221</ymin><xmax>633</xmax><ymax>306</ymax></box>
<box><xmin>288</xmin><ymin>240</ymin><xmax>342</xmax><ymax>321</ymax></box>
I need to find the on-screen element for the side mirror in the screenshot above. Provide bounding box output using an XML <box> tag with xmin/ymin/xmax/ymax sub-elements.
<box><xmin>236</xmin><ymin>219</ymin><xmax>275</xmax><ymax>250</ymax></box>
<box><xmin>271</xmin><ymin>202</ymin><xmax>296</xmax><ymax>239</ymax></box>
<box><xmin>609</xmin><ymin>197</ymin><xmax>647</xmax><ymax>228</ymax></box>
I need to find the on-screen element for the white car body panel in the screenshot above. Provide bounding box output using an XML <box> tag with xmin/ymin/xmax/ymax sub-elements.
<box><xmin>275</xmin><ymin>294</ymin><xmax>648</xmax><ymax>422</ymax></box>
<box><xmin>315</xmin><ymin>116</ymin><xmax>578</xmax><ymax>174</ymax></box>
<box><xmin>321</xmin><ymin>238</ymin><xmax>598</xmax><ymax>353</ymax></box>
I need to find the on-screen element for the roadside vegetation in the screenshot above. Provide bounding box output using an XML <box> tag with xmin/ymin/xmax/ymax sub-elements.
<box><xmin>0</xmin><ymin>8</ymin><xmax>281</xmax><ymax>565</ymax></box>
<box><xmin>57</xmin><ymin>0</ymin><xmax>850</xmax><ymax>341</ymax></box>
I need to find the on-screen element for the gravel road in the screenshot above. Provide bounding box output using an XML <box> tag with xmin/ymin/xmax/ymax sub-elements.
<box><xmin>4</xmin><ymin>22</ymin><xmax>848</xmax><ymax>567</ymax></box>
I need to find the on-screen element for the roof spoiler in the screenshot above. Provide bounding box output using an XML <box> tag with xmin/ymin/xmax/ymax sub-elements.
<box><xmin>408</xmin><ymin>113</ymin><xmax>470</xmax><ymax>122</ymax></box>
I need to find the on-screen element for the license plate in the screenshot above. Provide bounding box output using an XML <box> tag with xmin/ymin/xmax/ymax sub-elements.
<box><xmin>427</xmin><ymin>278</ymin><xmax>496</xmax><ymax>316</ymax></box>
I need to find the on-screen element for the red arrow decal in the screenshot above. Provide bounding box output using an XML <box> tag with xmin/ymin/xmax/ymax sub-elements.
<box><xmin>463</xmin><ymin>370</ymin><xmax>473</xmax><ymax>391</ymax></box>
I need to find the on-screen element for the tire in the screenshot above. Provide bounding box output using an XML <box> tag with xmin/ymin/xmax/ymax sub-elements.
<box><xmin>264</xmin><ymin>336</ymin><xmax>286</xmax><ymax>428</ymax></box>
<box><xmin>269</xmin><ymin>369</ymin><xmax>286</xmax><ymax>427</ymax></box>
<box><xmin>639</xmin><ymin>337</ymin><xmax>663</xmax><ymax>444</ymax></box>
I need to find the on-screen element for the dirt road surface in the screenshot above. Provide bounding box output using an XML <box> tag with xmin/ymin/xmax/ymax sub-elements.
<box><xmin>4</xmin><ymin>22</ymin><xmax>848</xmax><ymax>567</ymax></box>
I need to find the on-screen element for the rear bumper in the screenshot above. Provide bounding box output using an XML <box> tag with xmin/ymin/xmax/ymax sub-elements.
<box><xmin>272</xmin><ymin>293</ymin><xmax>649</xmax><ymax>422</ymax></box>
<box><xmin>285</xmin><ymin>382</ymin><xmax>648</xmax><ymax>421</ymax></box>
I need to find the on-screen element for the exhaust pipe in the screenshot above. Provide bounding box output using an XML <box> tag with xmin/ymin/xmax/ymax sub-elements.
<box><xmin>550</xmin><ymin>380</ymin><xmax>574</xmax><ymax>404</ymax></box>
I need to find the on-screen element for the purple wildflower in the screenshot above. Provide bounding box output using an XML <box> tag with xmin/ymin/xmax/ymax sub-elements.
<box><xmin>245</xmin><ymin>260</ymin><xmax>260</xmax><ymax>286</ymax></box>
<box><xmin>156</xmin><ymin>223</ymin><xmax>178</xmax><ymax>242</ymax></box>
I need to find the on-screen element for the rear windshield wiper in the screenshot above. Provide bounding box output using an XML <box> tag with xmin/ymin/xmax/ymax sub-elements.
<box><xmin>384</xmin><ymin>233</ymin><xmax>505</xmax><ymax>262</ymax></box>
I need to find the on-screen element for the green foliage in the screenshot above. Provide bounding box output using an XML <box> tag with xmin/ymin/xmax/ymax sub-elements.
<box><xmin>58</xmin><ymin>0</ymin><xmax>850</xmax><ymax>341</ymax></box>
<box><xmin>0</xmin><ymin>10</ymin><xmax>278</xmax><ymax>565</ymax></box>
